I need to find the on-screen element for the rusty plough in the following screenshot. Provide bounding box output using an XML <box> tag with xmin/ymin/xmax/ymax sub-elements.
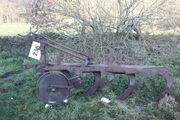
<box><xmin>19</xmin><ymin>32</ymin><xmax>174</xmax><ymax>105</ymax></box>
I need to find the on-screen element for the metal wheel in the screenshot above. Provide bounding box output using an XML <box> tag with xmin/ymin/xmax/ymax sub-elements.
<box><xmin>38</xmin><ymin>72</ymin><xmax>71</xmax><ymax>105</ymax></box>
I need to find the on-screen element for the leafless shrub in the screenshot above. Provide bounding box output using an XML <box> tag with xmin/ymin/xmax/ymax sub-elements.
<box><xmin>25</xmin><ymin>0</ymin><xmax>180</xmax><ymax>64</ymax></box>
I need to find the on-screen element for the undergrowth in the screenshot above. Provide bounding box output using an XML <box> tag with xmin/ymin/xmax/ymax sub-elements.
<box><xmin>0</xmin><ymin>50</ymin><xmax>179</xmax><ymax>120</ymax></box>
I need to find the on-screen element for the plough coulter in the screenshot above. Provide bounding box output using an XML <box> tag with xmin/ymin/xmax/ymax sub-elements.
<box><xmin>20</xmin><ymin>32</ymin><xmax>173</xmax><ymax>105</ymax></box>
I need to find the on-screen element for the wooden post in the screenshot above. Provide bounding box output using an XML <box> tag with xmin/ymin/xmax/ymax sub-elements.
<box><xmin>40</xmin><ymin>42</ymin><xmax>46</xmax><ymax>66</ymax></box>
<box><xmin>36</xmin><ymin>40</ymin><xmax>47</xmax><ymax>79</ymax></box>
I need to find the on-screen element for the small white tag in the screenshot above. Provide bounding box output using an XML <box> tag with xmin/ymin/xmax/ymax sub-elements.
<box><xmin>64</xmin><ymin>99</ymin><xmax>68</xmax><ymax>103</ymax></box>
<box><xmin>48</xmin><ymin>101</ymin><xmax>56</xmax><ymax>104</ymax></box>
<box><xmin>45</xmin><ymin>104</ymin><xmax>50</xmax><ymax>108</ymax></box>
<box><xmin>101</xmin><ymin>97</ymin><xmax>111</xmax><ymax>104</ymax></box>
<box><xmin>28</xmin><ymin>41</ymin><xmax>41</xmax><ymax>60</ymax></box>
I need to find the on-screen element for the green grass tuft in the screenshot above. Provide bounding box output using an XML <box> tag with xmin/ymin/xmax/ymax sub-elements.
<box><xmin>0</xmin><ymin>23</ymin><xmax>30</xmax><ymax>36</ymax></box>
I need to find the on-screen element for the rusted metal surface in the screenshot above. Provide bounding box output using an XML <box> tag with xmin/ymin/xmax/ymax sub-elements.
<box><xmin>44</xmin><ymin>63</ymin><xmax>167</xmax><ymax>74</ymax></box>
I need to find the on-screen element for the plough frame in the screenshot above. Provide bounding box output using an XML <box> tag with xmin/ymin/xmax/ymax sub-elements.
<box><xmin>23</xmin><ymin>33</ymin><xmax>173</xmax><ymax>105</ymax></box>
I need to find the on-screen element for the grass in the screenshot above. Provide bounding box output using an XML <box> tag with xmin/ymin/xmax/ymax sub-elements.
<box><xmin>0</xmin><ymin>22</ymin><xmax>179</xmax><ymax>37</ymax></box>
<box><xmin>0</xmin><ymin>23</ymin><xmax>30</xmax><ymax>36</ymax></box>
<box><xmin>142</xmin><ymin>27</ymin><xmax>180</xmax><ymax>36</ymax></box>
<box><xmin>0</xmin><ymin>50</ymin><xmax>179</xmax><ymax>120</ymax></box>
<box><xmin>153</xmin><ymin>28</ymin><xmax>180</xmax><ymax>35</ymax></box>
<box><xmin>175</xmin><ymin>112</ymin><xmax>180</xmax><ymax>120</ymax></box>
